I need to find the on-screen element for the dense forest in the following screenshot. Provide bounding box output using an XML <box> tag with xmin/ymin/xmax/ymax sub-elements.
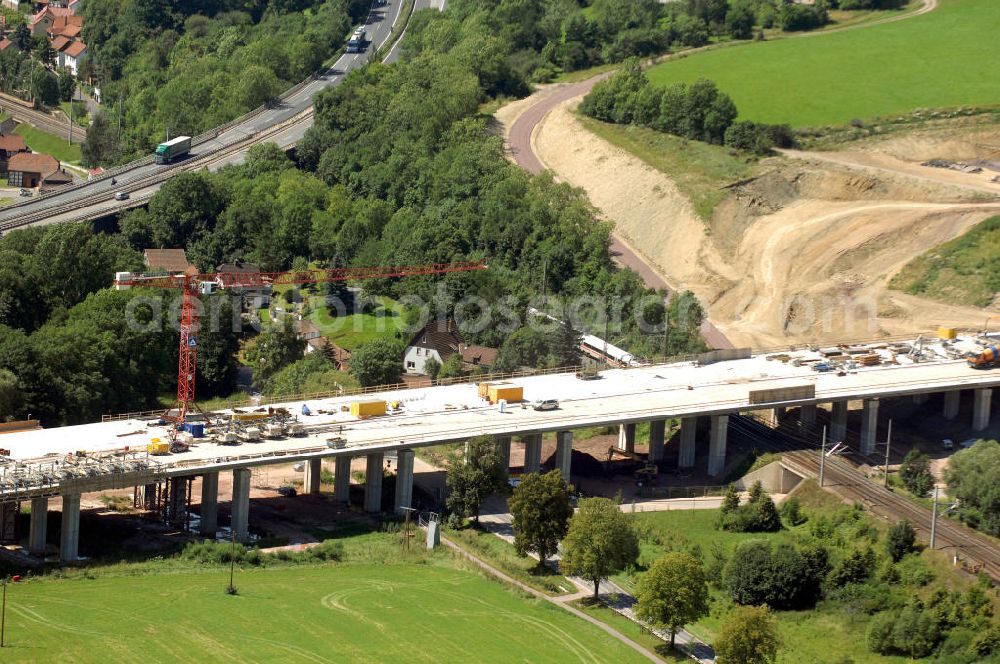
<box><xmin>0</xmin><ymin>0</ymin><xmax>721</xmax><ymax>426</ymax></box>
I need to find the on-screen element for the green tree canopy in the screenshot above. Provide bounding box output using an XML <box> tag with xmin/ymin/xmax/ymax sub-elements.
<box><xmin>715</xmin><ymin>605</ymin><xmax>781</xmax><ymax>664</ymax></box>
<box><xmin>509</xmin><ymin>470</ymin><xmax>574</xmax><ymax>569</ymax></box>
<box><xmin>635</xmin><ymin>551</ymin><xmax>710</xmax><ymax>646</ymax></box>
<box><xmin>349</xmin><ymin>337</ymin><xmax>404</xmax><ymax>387</ymax></box>
<box><xmin>560</xmin><ymin>496</ymin><xmax>639</xmax><ymax>599</ymax></box>
<box><xmin>446</xmin><ymin>435</ymin><xmax>508</xmax><ymax>524</ymax></box>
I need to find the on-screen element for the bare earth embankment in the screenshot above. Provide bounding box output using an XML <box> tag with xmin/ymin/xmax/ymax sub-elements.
<box><xmin>496</xmin><ymin>87</ymin><xmax>1000</xmax><ymax>348</ymax></box>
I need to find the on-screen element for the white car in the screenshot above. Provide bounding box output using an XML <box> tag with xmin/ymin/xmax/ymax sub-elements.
<box><xmin>114</xmin><ymin>191</ymin><xmax>129</xmax><ymax>201</ymax></box>
<box><xmin>532</xmin><ymin>399</ymin><xmax>559</xmax><ymax>411</ymax></box>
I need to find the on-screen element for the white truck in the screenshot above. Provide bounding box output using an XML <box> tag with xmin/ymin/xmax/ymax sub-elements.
<box><xmin>347</xmin><ymin>27</ymin><xmax>366</xmax><ymax>53</ymax></box>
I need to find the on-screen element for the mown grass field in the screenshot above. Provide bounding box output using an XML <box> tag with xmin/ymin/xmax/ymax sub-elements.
<box><xmin>1</xmin><ymin>562</ymin><xmax>650</xmax><ymax>663</ymax></box>
<box><xmin>646</xmin><ymin>0</ymin><xmax>1000</xmax><ymax>127</ymax></box>
<box><xmin>14</xmin><ymin>123</ymin><xmax>82</xmax><ymax>164</ymax></box>
<box><xmin>890</xmin><ymin>214</ymin><xmax>1000</xmax><ymax>307</ymax></box>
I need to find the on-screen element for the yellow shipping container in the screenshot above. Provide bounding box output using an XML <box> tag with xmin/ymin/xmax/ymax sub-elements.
<box><xmin>232</xmin><ymin>412</ymin><xmax>269</xmax><ymax>423</ymax></box>
<box><xmin>478</xmin><ymin>382</ymin><xmax>492</xmax><ymax>399</ymax></box>
<box><xmin>351</xmin><ymin>400</ymin><xmax>387</xmax><ymax>418</ymax></box>
<box><xmin>937</xmin><ymin>327</ymin><xmax>957</xmax><ymax>340</ymax></box>
<box><xmin>488</xmin><ymin>385</ymin><xmax>523</xmax><ymax>403</ymax></box>
<box><xmin>147</xmin><ymin>440</ymin><xmax>170</xmax><ymax>455</ymax></box>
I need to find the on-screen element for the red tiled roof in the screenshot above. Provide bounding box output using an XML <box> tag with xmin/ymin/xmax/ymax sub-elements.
<box><xmin>8</xmin><ymin>152</ymin><xmax>59</xmax><ymax>175</ymax></box>
<box><xmin>63</xmin><ymin>40</ymin><xmax>86</xmax><ymax>57</ymax></box>
<box><xmin>0</xmin><ymin>134</ymin><xmax>27</xmax><ymax>152</ymax></box>
<box><xmin>460</xmin><ymin>344</ymin><xmax>499</xmax><ymax>367</ymax></box>
<box><xmin>144</xmin><ymin>249</ymin><xmax>194</xmax><ymax>274</ymax></box>
<box><xmin>0</xmin><ymin>39</ymin><xmax>12</xmax><ymax>52</ymax></box>
<box><xmin>60</xmin><ymin>24</ymin><xmax>81</xmax><ymax>37</ymax></box>
<box><xmin>50</xmin><ymin>35</ymin><xmax>70</xmax><ymax>51</ymax></box>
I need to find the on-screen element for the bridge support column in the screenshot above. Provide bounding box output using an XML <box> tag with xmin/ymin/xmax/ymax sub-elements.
<box><xmin>800</xmin><ymin>404</ymin><xmax>817</xmax><ymax>427</ymax></box>
<box><xmin>364</xmin><ymin>452</ymin><xmax>384</xmax><ymax>513</ymax></box>
<box><xmin>394</xmin><ymin>449</ymin><xmax>414</xmax><ymax>513</ymax></box>
<box><xmin>679</xmin><ymin>417</ymin><xmax>696</xmax><ymax>469</ymax></box>
<box><xmin>555</xmin><ymin>431</ymin><xmax>573</xmax><ymax>480</ymax></box>
<box><xmin>708</xmin><ymin>415</ymin><xmax>728</xmax><ymax>477</ymax></box>
<box><xmin>617</xmin><ymin>423</ymin><xmax>636</xmax><ymax>454</ymax></box>
<box><xmin>860</xmin><ymin>399</ymin><xmax>879</xmax><ymax>456</ymax></box>
<box><xmin>830</xmin><ymin>401</ymin><xmax>848</xmax><ymax>443</ymax></box>
<box><xmin>648</xmin><ymin>420</ymin><xmax>666</xmax><ymax>462</ymax></box>
<box><xmin>231</xmin><ymin>468</ymin><xmax>251</xmax><ymax>543</ymax></box>
<box><xmin>523</xmin><ymin>434</ymin><xmax>542</xmax><ymax>474</ymax></box>
<box><xmin>334</xmin><ymin>456</ymin><xmax>352</xmax><ymax>503</ymax></box>
<box><xmin>167</xmin><ymin>477</ymin><xmax>188</xmax><ymax>526</ymax></box>
<box><xmin>912</xmin><ymin>393</ymin><xmax>929</xmax><ymax>405</ymax></box>
<box><xmin>496</xmin><ymin>436</ymin><xmax>511</xmax><ymax>470</ymax></box>
<box><xmin>943</xmin><ymin>391</ymin><xmax>960</xmax><ymax>420</ymax></box>
<box><xmin>974</xmin><ymin>388</ymin><xmax>993</xmax><ymax>431</ymax></box>
<box><xmin>200</xmin><ymin>472</ymin><xmax>219</xmax><ymax>537</ymax></box>
<box><xmin>304</xmin><ymin>458</ymin><xmax>323</xmax><ymax>495</ymax></box>
<box><xmin>59</xmin><ymin>493</ymin><xmax>80</xmax><ymax>563</ymax></box>
<box><xmin>29</xmin><ymin>495</ymin><xmax>47</xmax><ymax>555</ymax></box>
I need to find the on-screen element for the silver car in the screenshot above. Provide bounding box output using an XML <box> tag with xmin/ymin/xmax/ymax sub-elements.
<box><xmin>532</xmin><ymin>399</ymin><xmax>559</xmax><ymax>411</ymax></box>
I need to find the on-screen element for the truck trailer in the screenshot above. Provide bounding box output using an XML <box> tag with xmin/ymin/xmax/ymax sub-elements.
<box><xmin>154</xmin><ymin>136</ymin><xmax>192</xmax><ymax>164</ymax></box>
<box><xmin>347</xmin><ymin>28</ymin><xmax>366</xmax><ymax>53</ymax></box>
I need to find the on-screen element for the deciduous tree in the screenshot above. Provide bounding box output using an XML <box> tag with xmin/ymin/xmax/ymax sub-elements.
<box><xmin>509</xmin><ymin>470</ymin><xmax>574</xmax><ymax>569</ymax></box>
<box><xmin>635</xmin><ymin>551</ymin><xmax>710</xmax><ymax>646</ymax></box>
<box><xmin>560</xmin><ymin>496</ymin><xmax>639</xmax><ymax>600</ymax></box>
<box><xmin>715</xmin><ymin>605</ymin><xmax>781</xmax><ymax>664</ymax></box>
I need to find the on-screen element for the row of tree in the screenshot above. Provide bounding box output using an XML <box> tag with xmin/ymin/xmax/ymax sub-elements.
<box><xmin>580</xmin><ymin>60</ymin><xmax>793</xmax><ymax>155</ymax></box>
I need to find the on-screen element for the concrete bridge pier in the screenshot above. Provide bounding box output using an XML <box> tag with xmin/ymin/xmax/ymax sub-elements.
<box><xmin>200</xmin><ymin>472</ymin><xmax>219</xmax><ymax>537</ymax></box>
<box><xmin>394</xmin><ymin>449</ymin><xmax>414</xmax><ymax>513</ymax></box>
<box><xmin>29</xmin><ymin>495</ymin><xmax>47</xmax><ymax>555</ymax></box>
<box><xmin>334</xmin><ymin>456</ymin><xmax>352</xmax><ymax>503</ymax></box>
<box><xmin>555</xmin><ymin>431</ymin><xmax>573</xmax><ymax>480</ymax></box>
<box><xmin>60</xmin><ymin>493</ymin><xmax>80</xmax><ymax>562</ymax></box>
<box><xmin>648</xmin><ymin>420</ymin><xmax>666</xmax><ymax>462</ymax></box>
<box><xmin>523</xmin><ymin>434</ymin><xmax>542</xmax><ymax>474</ymax></box>
<box><xmin>860</xmin><ymin>399</ymin><xmax>879</xmax><ymax>456</ymax></box>
<box><xmin>799</xmin><ymin>404</ymin><xmax>817</xmax><ymax>427</ymax></box>
<box><xmin>364</xmin><ymin>452</ymin><xmax>384</xmax><ymax>513</ymax></box>
<box><xmin>496</xmin><ymin>436</ymin><xmax>511</xmax><ymax>470</ymax></box>
<box><xmin>231</xmin><ymin>468</ymin><xmax>251</xmax><ymax>542</ymax></box>
<box><xmin>974</xmin><ymin>388</ymin><xmax>993</xmax><ymax>431</ymax></box>
<box><xmin>943</xmin><ymin>390</ymin><xmax>960</xmax><ymax>420</ymax></box>
<box><xmin>708</xmin><ymin>415</ymin><xmax>729</xmax><ymax>477</ymax></box>
<box><xmin>617</xmin><ymin>423</ymin><xmax>636</xmax><ymax>453</ymax></box>
<box><xmin>678</xmin><ymin>417</ymin><xmax>696</xmax><ymax>469</ymax></box>
<box><xmin>830</xmin><ymin>401</ymin><xmax>848</xmax><ymax>443</ymax></box>
<box><xmin>167</xmin><ymin>476</ymin><xmax>188</xmax><ymax>525</ymax></box>
<box><xmin>304</xmin><ymin>458</ymin><xmax>323</xmax><ymax>495</ymax></box>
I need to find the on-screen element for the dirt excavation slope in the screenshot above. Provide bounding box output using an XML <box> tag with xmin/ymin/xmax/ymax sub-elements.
<box><xmin>501</xmin><ymin>90</ymin><xmax>1000</xmax><ymax>348</ymax></box>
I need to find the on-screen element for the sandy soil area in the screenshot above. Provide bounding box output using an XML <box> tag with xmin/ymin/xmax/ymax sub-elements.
<box><xmin>501</xmin><ymin>91</ymin><xmax>1000</xmax><ymax>348</ymax></box>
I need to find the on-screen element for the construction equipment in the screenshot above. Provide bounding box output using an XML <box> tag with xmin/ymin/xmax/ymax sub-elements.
<box><xmin>326</xmin><ymin>437</ymin><xmax>347</xmax><ymax>449</ymax></box>
<box><xmin>967</xmin><ymin>346</ymin><xmax>1000</xmax><ymax>369</ymax></box>
<box><xmin>479</xmin><ymin>382</ymin><xmax>523</xmax><ymax>403</ymax></box>
<box><xmin>113</xmin><ymin>260</ymin><xmax>487</xmax><ymax>431</ymax></box>
<box><xmin>634</xmin><ymin>462</ymin><xmax>658</xmax><ymax>484</ymax></box>
<box><xmin>147</xmin><ymin>439</ymin><xmax>170</xmax><ymax>455</ymax></box>
<box><xmin>575</xmin><ymin>367</ymin><xmax>601</xmax><ymax>380</ymax></box>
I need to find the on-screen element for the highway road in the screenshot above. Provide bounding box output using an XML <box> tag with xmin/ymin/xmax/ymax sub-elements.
<box><xmin>3</xmin><ymin>333</ymin><xmax>998</xmax><ymax>500</ymax></box>
<box><xmin>0</xmin><ymin>0</ymin><xmax>421</xmax><ymax>233</ymax></box>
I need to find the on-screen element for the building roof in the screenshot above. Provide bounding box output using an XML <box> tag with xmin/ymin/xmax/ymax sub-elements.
<box><xmin>0</xmin><ymin>39</ymin><xmax>12</xmax><ymax>51</ymax></box>
<box><xmin>58</xmin><ymin>23</ymin><xmax>80</xmax><ymax>37</ymax></box>
<box><xmin>8</xmin><ymin>152</ymin><xmax>59</xmax><ymax>175</ymax></box>
<box><xmin>216</xmin><ymin>261</ymin><xmax>269</xmax><ymax>290</ymax></box>
<box><xmin>50</xmin><ymin>35</ymin><xmax>70</xmax><ymax>51</ymax></box>
<box><xmin>32</xmin><ymin>6</ymin><xmax>72</xmax><ymax>25</ymax></box>
<box><xmin>0</xmin><ymin>133</ymin><xmax>26</xmax><ymax>152</ymax></box>
<box><xmin>407</xmin><ymin>320</ymin><xmax>464</xmax><ymax>360</ymax></box>
<box><xmin>460</xmin><ymin>344</ymin><xmax>499</xmax><ymax>367</ymax></box>
<box><xmin>145</xmin><ymin>249</ymin><xmax>195</xmax><ymax>274</ymax></box>
<box><xmin>298</xmin><ymin>320</ymin><xmax>321</xmax><ymax>339</ymax></box>
<box><xmin>63</xmin><ymin>40</ymin><xmax>86</xmax><ymax>57</ymax></box>
<box><xmin>41</xmin><ymin>168</ymin><xmax>72</xmax><ymax>184</ymax></box>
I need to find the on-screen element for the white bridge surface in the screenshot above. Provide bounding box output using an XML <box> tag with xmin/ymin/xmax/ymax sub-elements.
<box><xmin>2</xmin><ymin>334</ymin><xmax>999</xmax><ymax>499</ymax></box>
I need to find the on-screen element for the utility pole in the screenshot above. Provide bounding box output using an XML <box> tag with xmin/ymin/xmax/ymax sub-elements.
<box><xmin>226</xmin><ymin>529</ymin><xmax>237</xmax><ymax>595</ymax></box>
<box><xmin>541</xmin><ymin>258</ymin><xmax>547</xmax><ymax>310</ymax></box>
<box><xmin>930</xmin><ymin>485</ymin><xmax>940</xmax><ymax>550</ymax></box>
<box><xmin>883</xmin><ymin>419</ymin><xmax>892</xmax><ymax>488</ymax></box>
<box><xmin>819</xmin><ymin>425</ymin><xmax>827</xmax><ymax>488</ymax></box>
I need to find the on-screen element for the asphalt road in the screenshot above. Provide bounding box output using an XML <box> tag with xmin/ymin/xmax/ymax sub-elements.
<box><xmin>506</xmin><ymin>75</ymin><xmax>734</xmax><ymax>350</ymax></box>
<box><xmin>0</xmin><ymin>0</ymin><xmax>412</xmax><ymax>229</ymax></box>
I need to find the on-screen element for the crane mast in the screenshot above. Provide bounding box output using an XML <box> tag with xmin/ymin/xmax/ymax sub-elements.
<box><xmin>115</xmin><ymin>260</ymin><xmax>487</xmax><ymax>427</ymax></box>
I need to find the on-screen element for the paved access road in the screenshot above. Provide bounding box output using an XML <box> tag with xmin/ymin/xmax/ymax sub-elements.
<box><xmin>0</xmin><ymin>0</ymin><xmax>417</xmax><ymax>231</ymax></box>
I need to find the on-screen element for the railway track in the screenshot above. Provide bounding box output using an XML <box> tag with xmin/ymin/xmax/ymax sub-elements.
<box><xmin>731</xmin><ymin>414</ymin><xmax>1000</xmax><ymax>581</ymax></box>
<box><xmin>0</xmin><ymin>96</ymin><xmax>86</xmax><ymax>142</ymax></box>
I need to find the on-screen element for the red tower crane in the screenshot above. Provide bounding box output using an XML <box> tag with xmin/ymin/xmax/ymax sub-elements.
<box><xmin>114</xmin><ymin>260</ymin><xmax>487</xmax><ymax>426</ymax></box>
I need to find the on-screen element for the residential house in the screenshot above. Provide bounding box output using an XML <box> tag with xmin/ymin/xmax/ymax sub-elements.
<box><xmin>216</xmin><ymin>261</ymin><xmax>272</xmax><ymax>311</ymax></box>
<box><xmin>31</xmin><ymin>6</ymin><xmax>73</xmax><ymax>36</ymax></box>
<box><xmin>297</xmin><ymin>319</ymin><xmax>321</xmax><ymax>342</ymax></box>
<box><xmin>60</xmin><ymin>40</ymin><xmax>86</xmax><ymax>75</ymax></box>
<box><xmin>143</xmin><ymin>249</ymin><xmax>198</xmax><ymax>276</ymax></box>
<box><xmin>403</xmin><ymin>320</ymin><xmax>498</xmax><ymax>375</ymax></box>
<box><xmin>7</xmin><ymin>152</ymin><xmax>59</xmax><ymax>188</ymax></box>
<box><xmin>0</xmin><ymin>133</ymin><xmax>28</xmax><ymax>177</ymax></box>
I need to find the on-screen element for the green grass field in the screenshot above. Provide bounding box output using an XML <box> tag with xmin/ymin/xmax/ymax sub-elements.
<box><xmin>577</xmin><ymin>114</ymin><xmax>763</xmax><ymax>220</ymax></box>
<box><xmin>14</xmin><ymin>123</ymin><xmax>82</xmax><ymax>164</ymax></box>
<box><xmin>2</xmin><ymin>562</ymin><xmax>650</xmax><ymax>663</ymax></box>
<box><xmin>306</xmin><ymin>295</ymin><xmax>407</xmax><ymax>351</ymax></box>
<box><xmin>646</xmin><ymin>0</ymin><xmax>1000</xmax><ymax>127</ymax></box>
<box><xmin>890</xmin><ymin>214</ymin><xmax>1000</xmax><ymax>307</ymax></box>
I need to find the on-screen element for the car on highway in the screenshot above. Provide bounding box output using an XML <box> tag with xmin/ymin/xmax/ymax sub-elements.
<box><xmin>114</xmin><ymin>191</ymin><xmax>129</xmax><ymax>201</ymax></box>
<box><xmin>532</xmin><ymin>399</ymin><xmax>559</xmax><ymax>411</ymax></box>
<box><xmin>19</xmin><ymin>188</ymin><xmax>31</xmax><ymax>197</ymax></box>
